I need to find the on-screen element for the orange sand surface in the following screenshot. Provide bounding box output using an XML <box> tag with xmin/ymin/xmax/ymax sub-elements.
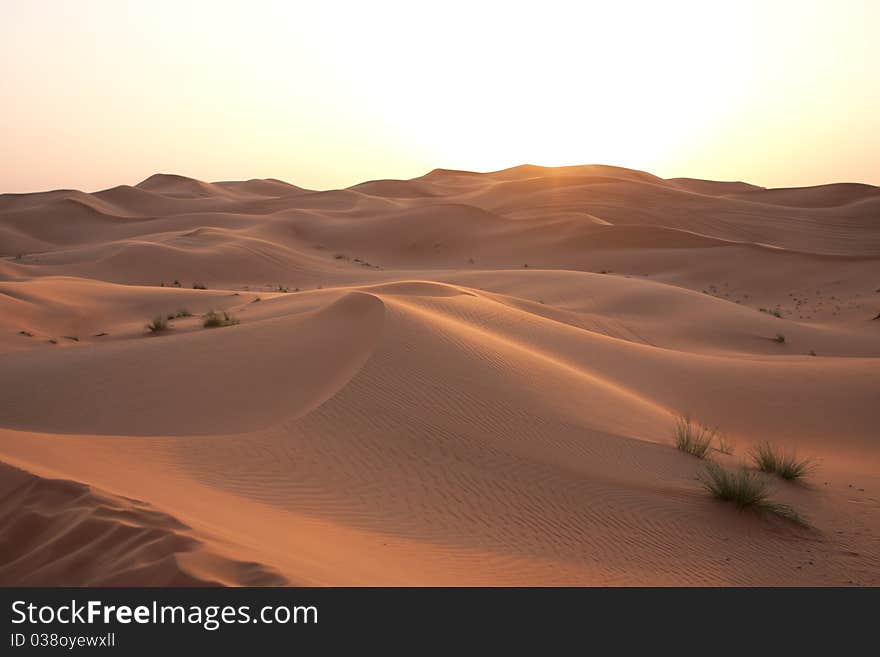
<box><xmin>1</xmin><ymin>165</ymin><xmax>878</xmax><ymax>585</ymax></box>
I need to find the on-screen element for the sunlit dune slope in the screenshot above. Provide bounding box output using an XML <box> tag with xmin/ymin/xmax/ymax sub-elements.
<box><xmin>1</xmin><ymin>165</ymin><xmax>878</xmax><ymax>585</ymax></box>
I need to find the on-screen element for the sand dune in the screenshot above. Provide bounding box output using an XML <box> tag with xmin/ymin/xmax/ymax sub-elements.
<box><xmin>1</xmin><ymin>165</ymin><xmax>878</xmax><ymax>585</ymax></box>
<box><xmin>0</xmin><ymin>461</ymin><xmax>285</xmax><ymax>586</ymax></box>
<box><xmin>729</xmin><ymin>183</ymin><xmax>880</xmax><ymax>208</ymax></box>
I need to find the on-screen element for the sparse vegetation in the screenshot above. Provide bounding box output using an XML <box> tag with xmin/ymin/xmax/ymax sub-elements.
<box><xmin>523</xmin><ymin>263</ymin><xmax>529</xmax><ymax>268</ymax></box>
<box><xmin>173</xmin><ymin>280</ymin><xmax>181</xmax><ymax>287</ymax></box>
<box><xmin>202</xmin><ymin>310</ymin><xmax>239</xmax><ymax>328</ymax></box>
<box><xmin>18</xmin><ymin>330</ymin><xmax>33</xmax><ymax>337</ymax></box>
<box><xmin>252</xmin><ymin>297</ymin><xmax>261</xmax><ymax>303</ymax></box>
<box><xmin>750</xmin><ymin>442</ymin><xmax>814</xmax><ymax>481</ymax></box>
<box><xmin>809</xmin><ymin>349</ymin><xmax>817</xmax><ymax>356</ymax></box>
<box><xmin>699</xmin><ymin>463</ymin><xmax>806</xmax><ymax>525</ymax></box>
<box><xmin>673</xmin><ymin>415</ymin><xmax>716</xmax><ymax>459</ymax></box>
<box><xmin>759</xmin><ymin>307</ymin><xmax>783</xmax><ymax>318</ymax></box>
<box><xmin>48</xmin><ymin>338</ymin><xmax>57</xmax><ymax>344</ymax></box>
<box><xmin>277</xmin><ymin>285</ymin><xmax>289</xmax><ymax>292</ymax></box>
<box><xmin>193</xmin><ymin>282</ymin><xmax>207</xmax><ymax>290</ymax></box>
<box><xmin>147</xmin><ymin>316</ymin><xmax>168</xmax><ymax>333</ymax></box>
<box><xmin>716</xmin><ymin>434</ymin><xmax>735</xmax><ymax>456</ymax></box>
<box><xmin>62</xmin><ymin>335</ymin><xmax>79</xmax><ymax>342</ymax></box>
<box><xmin>774</xmin><ymin>333</ymin><xmax>786</xmax><ymax>343</ymax></box>
<box><xmin>175</xmin><ymin>308</ymin><xmax>192</xmax><ymax>318</ymax></box>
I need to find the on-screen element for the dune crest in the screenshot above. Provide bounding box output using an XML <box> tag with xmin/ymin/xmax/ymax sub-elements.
<box><xmin>0</xmin><ymin>461</ymin><xmax>286</xmax><ymax>586</ymax></box>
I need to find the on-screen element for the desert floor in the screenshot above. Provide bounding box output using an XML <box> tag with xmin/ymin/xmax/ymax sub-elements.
<box><xmin>1</xmin><ymin>164</ymin><xmax>878</xmax><ymax>585</ymax></box>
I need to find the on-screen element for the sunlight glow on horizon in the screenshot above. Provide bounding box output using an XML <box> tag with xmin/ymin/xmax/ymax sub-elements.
<box><xmin>2</xmin><ymin>0</ymin><xmax>878</xmax><ymax>193</ymax></box>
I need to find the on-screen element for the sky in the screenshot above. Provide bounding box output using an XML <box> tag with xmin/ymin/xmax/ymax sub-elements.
<box><xmin>1</xmin><ymin>0</ymin><xmax>878</xmax><ymax>193</ymax></box>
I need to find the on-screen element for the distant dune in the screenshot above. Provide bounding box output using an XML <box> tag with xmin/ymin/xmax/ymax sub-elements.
<box><xmin>728</xmin><ymin>183</ymin><xmax>880</xmax><ymax>208</ymax></box>
<box><xmin>1</xmin><ymin>165</ymin><xmax>878</xmax><ymax>585</ymax></box>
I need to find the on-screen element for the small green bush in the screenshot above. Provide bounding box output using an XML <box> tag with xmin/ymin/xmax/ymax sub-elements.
<box><xmin>699</xmin><ymin>463</ymin><xmax>806</xmax><ymax>525</ymax></box>
<box><xmin>147</xmin><ymin>316</ymin><xmax>168</xmax><ymax>333</ymax></box>
<box><xmin>673</xmin><ymin>415</ymin><xmax>716</xmax><ymax>459</ymax></box>
<box><xmin>203</xmin><ymin>310</ymin><xmax>239</xmax><ymax>328</ymax></box>
<box><xmin>750</xmin><ymin>442</ymin><xmax>813</xmax><ymax>481</ymax></box>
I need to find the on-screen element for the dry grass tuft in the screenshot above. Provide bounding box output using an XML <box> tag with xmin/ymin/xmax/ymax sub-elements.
<box><xmin>673</xmin><ymin>415</ymin><xmax>716</xmax><ymax>459</ymax></box>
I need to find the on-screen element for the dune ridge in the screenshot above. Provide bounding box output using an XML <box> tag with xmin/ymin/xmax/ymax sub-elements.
<box><xmin>1</xmin><ymin>164</ymin><xmax>878</xmax><ymax>585</ymax></box>
<box><xmin>0</xmin><ymin>461</ymin><xmax>286</xmax><ymax>586</ymax></box>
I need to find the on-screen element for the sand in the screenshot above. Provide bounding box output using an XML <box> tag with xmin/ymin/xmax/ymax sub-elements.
<box><xmin>1</xmin><ymin>164</ymin><xmax>878</xmax><ymax>585</ymax></box>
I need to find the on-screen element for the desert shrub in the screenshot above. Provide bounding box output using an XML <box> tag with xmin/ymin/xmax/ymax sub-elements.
<box><xmin>716</xmin><ymin>434</ymin><xmax>735</xmax><ymax>455</ymax></box>
<box><xmin>175</xmin><ymin>308</ymin><xmax>192</xmax><ymax>318</ymax></box>
<box><xmin>202</xmin><ymin>310</ymin><xmax>239</xmax><ymax>328</ymax></box>
<box><xmin>147</xmin><ymin>316</ymin><xmax>168</xmax><ymax>333</ymax></box>
<box><xmin>193</xmin><ymin>283</ymin><xmax>207</xmax><ymax>290</ymax></box>
<box><xmin>774</xmin><ymin>333</ymin><xmax>786</xmax><ymax>343</ymax></box>
<box><xmin>699</xmin><ymin>463</ymin><xmax>805</xmax><ymax>524</ymax></box>
<box><xmin>750</xmin><ymin>442</ymin><xmax>813</xmax><ymax>481</ymax></box>
<box><xmin>673</xmin><ymin>415</ymin><xmax>716</xmax><ymax>458</ymax></box>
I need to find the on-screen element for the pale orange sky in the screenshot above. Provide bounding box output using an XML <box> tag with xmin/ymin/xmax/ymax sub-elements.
<box><xmin>2</xmin><ymin>0</ymin><xmax>878</xmax><ymax>193</ymax></box>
